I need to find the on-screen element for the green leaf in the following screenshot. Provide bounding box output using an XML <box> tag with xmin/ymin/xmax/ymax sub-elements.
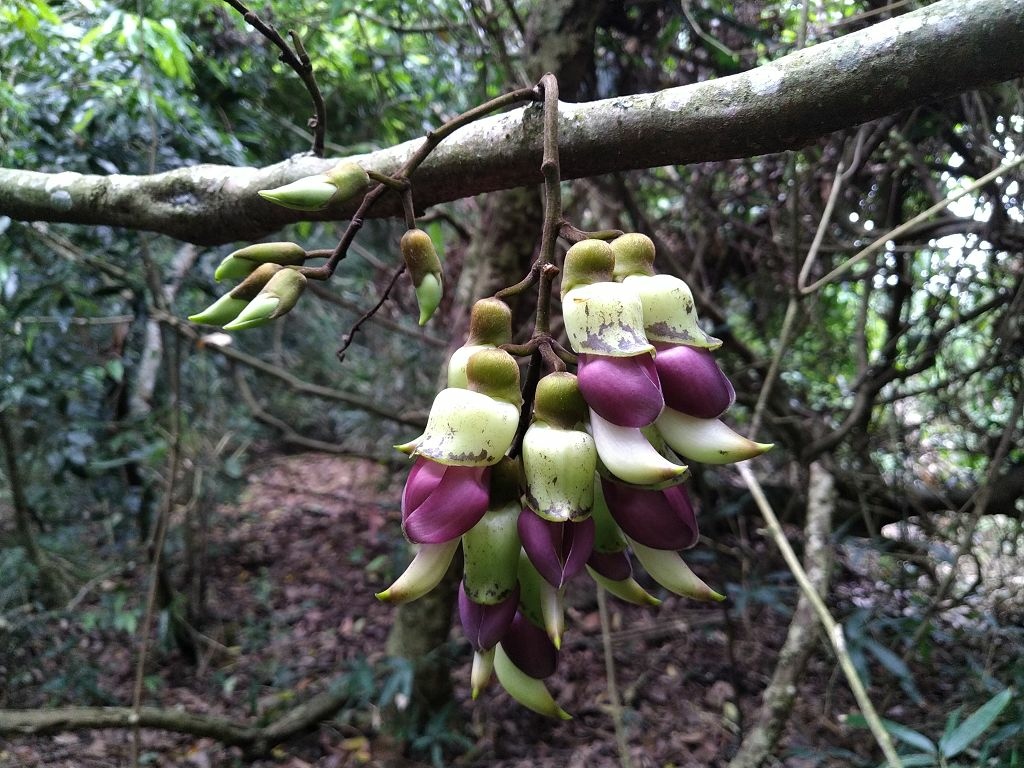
<box><xmin>939</xmin><ymin>689</ymin><xmax>1013</xmax><ymax>758</ymax></box>
<box><xmin>849</xmin><ymin>714</ymin><xmax>936</xmax><ymax>755</ymax></box>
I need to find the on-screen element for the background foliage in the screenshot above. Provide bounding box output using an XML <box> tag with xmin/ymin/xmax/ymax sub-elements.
<box><xmin>1</xmin><ymin>0</ymin><xmax>1021</xmax><ymax>765</ymax></box>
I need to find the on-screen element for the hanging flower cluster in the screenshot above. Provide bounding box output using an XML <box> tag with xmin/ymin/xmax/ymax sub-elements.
<box><xmin>378</xmin><ymin>233</ymin><xmax>772</xmax><ymax>717</ymax></box>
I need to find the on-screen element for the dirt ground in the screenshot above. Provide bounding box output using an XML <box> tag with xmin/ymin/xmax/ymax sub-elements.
<box><xmin>0</xmin><ymin>454</ymin><xmax>938</xmax><ymax>767</ymax></box>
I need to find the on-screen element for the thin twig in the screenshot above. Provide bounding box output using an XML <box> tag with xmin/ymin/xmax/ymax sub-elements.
<box><xmin>737</xmin><ymin>463</ymin><xmax>903</xmax><ymax>768</ymax></box>
<box><xmin>222</xmin><ymin>0</ymin><xmax>326</xmax><ymax>156</ymax></box>
<box><xmin>799</xmin><ymin>156</ymin><xmax>1024</xmax><ymax>294</ymax></box>
<box><xmin>337</xmin><ymin>264</ymin><xmax>407</xmax><ymax>361</ymax></box>
<box><xmin>597</xmin><ymin>586</ymin><xmax>633</xmax><ymax>768</ymax></box>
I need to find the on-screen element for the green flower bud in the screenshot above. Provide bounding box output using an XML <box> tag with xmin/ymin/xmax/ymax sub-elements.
<box><xmin>462</xmin><ymin>501</ymin><xmax>521</xmax><ymax>604</ymax></box>
<box><xmin>533</xmin><ymin>372</ymin><xmax>587</xmax><ymax>429</ymax></box>
<box><xmin>415</xmin><ymin>272</ymin><xmax>442</xmax><ymax>326</ymax></box>
<box><xmin>493</xmin><ymin>645</ymin><xmax>571</xmax><ymax>720</ymax></box>
<box><xmin>189</xmin><ymin>263</ymin><xmax>284</xmax><ymax>326</ymax></box>
<box><xmin>656</xmin><ymin>408</ymin><xmax>773</xmax><ymax>465</ymax></box>
<box><xmin>223</xmin><ymin>268</ymin><xmax>306</xmax><ymax>331</ymax></box>
<box><xmin>188</xmin><ymin>293</ymin><xmax>249</xmax><ymax>326</ymax></box>
<box><xmin>446</xmin><ymin>299</ymin><xmax>513</xmax><ymax>388</ymax></box>
<box><xmin>409</xmin><ymin>387</ymin><xmax>519</xmax><ymax>467</ymax></box>
<box><xmin>400</xmin><ymin>229</ymin><xmax>444</xmax><ymax>325</ymax></box>
<box><xmin>257</xmin><ymin>161</ymin><xmax>369</xmax><ymax>211</ymax></box>
<box><xmin>611</xmin><ymin>233</ymin><xmax>656</xmax><ymax>280</ymax></box>
<box><xmin>622</xmin><ymin>273</ymin><xmax>721</xmax><ymax>348</ymax></box>
<box><xmin>562</xmin><ymin>281</ymin><xmax>653</xmax><ymax>357</ymax></box>
<box><xmin>626</xmin><ymin>537</ymin><xmax>725</xmax><ymax>602</ymax></box>
<box><xmin>560</xmin><ymin>239</ymin><xmax>614</xmax><ymax>296</ymax></box>
<box><xmin>466</xmin><ymin>348</ymin><xmax>522</xmax><ymax>406</ymax></box>
<box><xmin>214</xmin><ymin>242</ymin><xmax>307</xmax><ymax>282</ymax></box>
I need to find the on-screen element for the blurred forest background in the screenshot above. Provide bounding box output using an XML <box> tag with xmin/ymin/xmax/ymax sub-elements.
<box><xmin>0</xmin><ymin>0</ymin><xmax>1022</xmax><ymax>766</ymax></box>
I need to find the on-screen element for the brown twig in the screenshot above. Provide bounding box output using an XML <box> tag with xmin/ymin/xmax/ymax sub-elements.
<box><xmin>337</xmin><ymin>264</ymin><xmax>408</xmax><ymax>361</ymax></box>
<box><xmin>222</xmin><ymin>0</ymin><xmax>326</xmax><ymax>156</ymax></box>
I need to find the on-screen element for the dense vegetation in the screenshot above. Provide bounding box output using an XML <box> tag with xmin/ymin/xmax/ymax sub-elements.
<box><xmin>1</xmin><ymin>0</ymin><xmax>1021</xmax><ymax>765</ymax></box>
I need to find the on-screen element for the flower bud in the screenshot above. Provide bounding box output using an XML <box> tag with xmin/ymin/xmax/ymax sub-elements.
<box><xmin>224</xmin><ymin>267</ymin><xmax>307</xmax><ymax>331</ymax></box>
<box><xmin>610</xmin><ymin>233</ymin><xmax>656</xmax><ymax>280</ymax></box>
<box><xmin>401</xmin><ymin>458</ymin><xmax>490</xmax><ymax>543</ymax></box>
<box><xmin>447</xmin><ymin>298</ymin><xmax>513</xmax><ymax>388</ymax></box>
<box><xmin>589</xmin><ymin>409</ymin><xmax>687</xmax><ymax>486</ymax></box>
<box><xmin>400</xmin><ymin>228</ymin><xmax>444</xmax><ymax>325</ymax></box>
<box><xmin>257</xmin><ymin>161</ymin><xmax>369</xmax><ymax>211</ymax></box>
<box><xmin>562</xmin><ymin>281</ymin><xmax>652</xmax><ymax>357</ymax></box>
<box><xmin>627</xmin><ymin>537</ymin><xmax>725</xmax><ymax>602</ymax></box>
<box><xmin>656</xmin><ymin>408</ymin><xmax>773</xmax><ymax>465</ymax></box>
<box><xmin>465</xmin><ymin>348</ymin><xmax>522</xmax><ymax>406</ymax></box>
<box><xmin>654</xmin><ymin>343</ymin><xmax>735</xmax><ymax>419</ymax></box>
<box><xmin>374</xmin><ymin>539</ymin><xmax>460</xmax><ymax>603</ymax></box>
<box><xmin>214</xmin><ymin>242</ymin><xmax>307</xmax><ymax>282</ymax></box>
<box><xmin>189</xmin><ymin>263</ymin><xmax>284</xmax><ymax>326</ymax></box>
<box><xmin>560</xmin><ymin>239</ymin><xmax>614</xmax><ymax>295</ymax></box>
<box><xmin>621</xmin><ymin>272</ymin><xmax>721</xmax><ymax>348</ymax></box>
<box><xmin>407</xmin><ymin>387</ymin><xmax>518</xmax><ymax>466</ymax></box>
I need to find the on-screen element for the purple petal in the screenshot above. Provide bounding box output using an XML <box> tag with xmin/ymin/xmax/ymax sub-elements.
<box><xmin>459</xmin><ymin>582</ymin><xmax>519</xmax><ymax>652</ymax></box>
<box><xmin>403</xmin><ymin>463</ymin><xmax>491</xmax><ymax>544</ymax></box>
<box><xmin>587</xmin><ymin>549</ymin><xmax>633</xmax><ymax>581</ymax></box>
<box><xmin>402</xmin><ymin>456</ymin><xmax>446</xmax><ymax>521</ymax></box>
<box><xmin>577</xmin><ymin>353</ymin><xmax>664</xmax><ymax>427</ymax></box>
<box><xmin>601</xmin><ymin>478</ymin><xmax>700</xmax><ymax>551</ymax></box>
<box><xmin>654</xmin><ymin>344</ymin><xmax>735</xmax><ymax>419</ymax></box>
<box><xmin>501</xmin><ymin>611</ymin><xmax>558</xmax><ymax>680</ymax></box>
<box><xmin>518</xmin><ymin>510</ymin><xmax>595</xmax><ymax>588</ymax></box>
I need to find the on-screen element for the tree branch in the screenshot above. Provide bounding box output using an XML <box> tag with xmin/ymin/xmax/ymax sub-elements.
<box><xmin>2</xmin><ymin>0</ymin><xmax>1021</xmax><ymax>245</ymax></box>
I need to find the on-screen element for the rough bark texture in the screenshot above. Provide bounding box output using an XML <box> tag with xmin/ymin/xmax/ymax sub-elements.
<box><xmin>1</xmin><ymin>0</ymin><xmax>1021</xmax><ymax>244</ymax></box>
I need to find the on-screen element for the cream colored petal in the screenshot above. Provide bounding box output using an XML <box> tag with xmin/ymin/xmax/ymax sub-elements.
<box><xmin>656</xmin><ymin>408</ymin><xmax>773</xmax><ymax>465</ymax></box>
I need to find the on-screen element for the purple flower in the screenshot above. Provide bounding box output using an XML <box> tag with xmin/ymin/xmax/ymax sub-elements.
<box><xmin>518</xmin><ymin>510</ymin><xmax>595</xmax><ymax>588</ymax></box>
<box><xmin>600</xmin><ymin>478</ymin><xmax>699</xmax><ymax>551</ymax></box>
<box><xmin>402</xmin><ymin>457</ymin><xmax>491</xmax><ymax>544</ymax></box>
<box><xmin>459</xmin><ymin>582</ymin><xmax>520</xmax><ymax>652</ymax></box>
<box><xmin>653</xmin><ymin>343</ymin><xmax>735</xmax><ymax>419</ymax></box>
<box><xmin>577</xmin><ymin>353</ymin><xmax>664</xmax><ymax>427</ymax></box>
<box><xmin>587</xmin><ymin>549</ymin><xmax>633</xmax><ymax>581</ymax></box>
<box><xmin>500</xmin><ymin>611</ymin><xmax>558</xmax><ymax>680</ymax></box>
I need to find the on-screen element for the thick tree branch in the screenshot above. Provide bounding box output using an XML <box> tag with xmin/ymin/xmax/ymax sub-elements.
<box><xmin>1</xmin><ymin>0</ymin><xmax>1021</xmax><ymax>245</ymax></box>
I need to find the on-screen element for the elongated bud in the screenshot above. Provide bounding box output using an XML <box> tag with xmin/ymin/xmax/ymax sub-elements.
<box><xmin>400</xmin><ymin>229</ymin><xmax>444</xmax><ymax>325</ymax></box>
<box><xmin>587</xmin><ymin>565</ymin><xmax>662</xmax><ymax>606</ymax></box>
<box><xmin>447</xmin><ymin>299</ymin><xmax>513</xmax><ymax>388</ymax></box>
<box><xmin>589</xmin><ymin>409</ymin><xmax>687</xmax><ymax>486</ymax></box>
<box><xmin>375</xmin><ymin>539</ymin><xmax>460</xmax><ymax>603</ymax></box>
<box><xmin>471</xmin><ymin>648</ymin><xmax>495</xmax><ymax>699</ymax></box>
<box><xmin>214</xmin><ymin>242</ymin><xmax>307</xmax><ymax>282</ymax></box>
<box><xmin>189</xmin><ymin>263</ymin><xmax>284</xmax><ymax>326</ymax></box>
<box><xmin>224</xmin><ymin>268</ymin><xmax>307</xmax><ymax>331</ymax></box>
<box><xmin>610</xmin><ymin>233</ymin><xmax>656</xmax><ymax>280</ymax></box>
<box><xmin>258</xmin><ymin>161</ymin><xmax>369</xmax><ymax>211</ymax></box>
<box><xmin>656</xmin><ymin>408</ymin><xmax>773</xmax><ymax>465</ymax></box>
<box><xmin>188</xmin><ymin>293</ymin><xmax>249</xmax><ymax>326</ymax></box>
<box><xmin>627</xmin><ymin>537</ymin><xmax>725</xmax><ymax>602</ymax></box>
<box><xmin>494</xmin><ymin>643</ymin><xmax>570</xmax><ymax>720</ymax></box>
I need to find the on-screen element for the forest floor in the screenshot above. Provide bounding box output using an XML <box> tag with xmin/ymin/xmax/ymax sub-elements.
<box><xmin>0</xmin><ymin>453</ymin><xmax>1008</xmax><ymax>767</ymax></box>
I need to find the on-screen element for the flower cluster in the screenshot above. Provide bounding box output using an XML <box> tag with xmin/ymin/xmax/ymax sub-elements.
<box><xmin>379</xmin><ymin>234</ymin><xmax>772</xmax><ymax>717</ymax></box>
